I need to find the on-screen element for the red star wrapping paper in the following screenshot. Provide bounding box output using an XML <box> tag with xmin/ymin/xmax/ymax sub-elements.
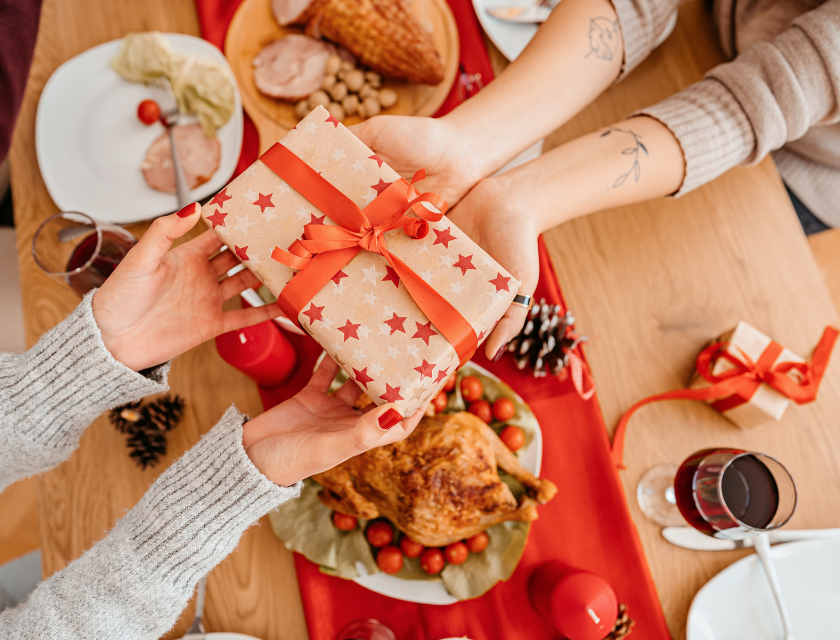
<box><xmin>201</xmin><ymin>106</ymin><xmax>519</xmax><ymax>414</ymax></box>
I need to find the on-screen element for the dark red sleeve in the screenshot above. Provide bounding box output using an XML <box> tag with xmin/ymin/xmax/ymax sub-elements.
<box><xmin>0</xmin><ymin>0</ymin><xmax>42</xmax><ymax>162</ymax></box>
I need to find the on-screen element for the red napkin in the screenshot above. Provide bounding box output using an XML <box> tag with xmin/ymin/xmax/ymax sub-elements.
<box><xmin>196</xmin><ymin>1</ymin><xmax>670</xmax><ymax>638</ymax></box>
<box><xmin>279</xmin><ymin>238</ymin><xmax>671</xmax><ymax>640</ymax></box>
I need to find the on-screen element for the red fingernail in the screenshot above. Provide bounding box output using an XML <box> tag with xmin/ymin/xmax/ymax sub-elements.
<box><xmin>492</xmin><ymin>342</ymin><xmax>508</xmax><ymax>362</ymax></box>
<box><xmin>378</xmin><ymin>408</ymin><xmax>402</xmax><ymax>430</ymax></box>
<box><xmin>177</xmin><ymin>202</ymin><xmax>199</xmax><ymax>218</ymax></box>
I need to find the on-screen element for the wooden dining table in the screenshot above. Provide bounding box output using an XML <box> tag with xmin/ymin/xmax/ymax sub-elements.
<box><xmin>8</xmin><ymin>0</ymin><xmax>840</xmax><ymax>639</ymax></box>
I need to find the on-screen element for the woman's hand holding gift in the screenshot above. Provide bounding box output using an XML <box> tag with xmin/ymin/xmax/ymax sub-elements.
<box><xmin>93</xmin><ymin>204</ymin><xmax>282</xmax><ymax>372</ymax></box>
<box><xmin>242</xmin><ymin>355</ymin><xmax>427</xmax><ymax>487</ymax></box>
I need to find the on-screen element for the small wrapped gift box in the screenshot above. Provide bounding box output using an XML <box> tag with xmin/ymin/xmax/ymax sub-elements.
<box><xmin>688</xmin><ymin>322</ymin><xmax>805</xmax><ymax>428</ymax></box>
<box><xmin>610</xmin><ymin>323</ymin><xmax>838</xmax><ymax>468</ymax></box>
<box><xmin>201</xmin><ymin>106</ymin><xmax>519</xmax><ymax>414</ymax></box>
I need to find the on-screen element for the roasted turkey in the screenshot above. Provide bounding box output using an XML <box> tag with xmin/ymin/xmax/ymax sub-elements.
<box><xmin>313</xmin><ymin>411</ymin><xmax>557</xmax><ymax>547</ymax></box>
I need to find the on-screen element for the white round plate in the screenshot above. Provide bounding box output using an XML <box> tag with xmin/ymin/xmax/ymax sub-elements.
<box><xmin>471</xmin><ymin>0</ymin><xmax>537</xmax><ymax>61</ymax></box>
<box><xmin>36</xmin><ymin>34</ymin><xmax>243</xmax><ymax>224</ymax></box>
<box><xmin>471</xmin><ymin>2</ymin><xmax>678</xmax><ymax>62</ymax></box>
<box><xmin>352</xmin><ymin>361</ymin><xmax>543</xmax><ymax>605</ymax></box>
<box><xmin>687</xmin><ymin>539</ymin><xmax>840</xmax><ymax>639</ymax></box>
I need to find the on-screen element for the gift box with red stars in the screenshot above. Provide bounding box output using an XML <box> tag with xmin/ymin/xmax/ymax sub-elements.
<box><xmin>201</xmin><ymin>106</ymin><xmax>519</xmax><ymax>415</ymax></box>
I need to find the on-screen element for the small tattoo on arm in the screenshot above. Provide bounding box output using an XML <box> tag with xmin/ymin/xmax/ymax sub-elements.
<box><xmin>585</xmin><ymin>17</ymin><xmax>620</xmax><ymax>61</ymax></box>
<box><xmin>600</xmin><ymin>127</ymin><xmax>649</xmax><ymax>188</ymax></box>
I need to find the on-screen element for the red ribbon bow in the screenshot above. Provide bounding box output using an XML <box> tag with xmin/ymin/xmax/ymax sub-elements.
<box><xmin>261</xmin><ymin>142</ymin><xmax>478</xmax><ymax>367</ymax></box>
<box><xmin>610</xmin><ymin>326</ymin><xmax>839</xmax><ymax>469</ymax></box>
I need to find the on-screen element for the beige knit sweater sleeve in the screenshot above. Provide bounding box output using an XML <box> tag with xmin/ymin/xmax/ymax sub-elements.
<box><xmin>615</xmin><ymin>0</ymin><xmax>840</xmax><ymax>195</ymax></box>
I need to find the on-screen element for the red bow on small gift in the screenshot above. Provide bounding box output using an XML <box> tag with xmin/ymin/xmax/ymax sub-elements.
<box><xmin>261</xmin><ymin>142</ymin><xmax>478</xmax><ymax>367</ymax></box>
<box><xmin>610</xmin><ymin>326</ymin><xmax>839</xmax><ymax>469</ymax></box>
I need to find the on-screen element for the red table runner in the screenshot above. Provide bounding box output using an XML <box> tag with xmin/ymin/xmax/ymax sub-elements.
<box><xmin>195</xmin><ymin>1</ymin><xmax>670</xmax><ymax>638</ymax></box>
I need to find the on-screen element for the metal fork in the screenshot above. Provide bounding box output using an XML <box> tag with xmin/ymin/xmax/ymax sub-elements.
<box><xmin>754</xmin><ymin>533</ymin><xmax>796</xmax><ymax>640</ymax></box>
<box><xmin>148</xmin><ymin>77</ymin><xmax>191</xmax><ymax>208</ymax></box>
<box><xmin>177</xmin><ymin>576</ymin><xmax>207</xmax><ymax>639</ymax></box>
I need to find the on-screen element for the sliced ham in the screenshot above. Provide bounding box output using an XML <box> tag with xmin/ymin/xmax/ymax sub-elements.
<box><xmin>271</xmin><ymin>0</ymin><xmax>322</xmax><ymax>25</ymax></box>
<box><xmin>141</xmin><ymin>124</ymin><xmax>221</xmax><ymax>194</ymax></box>
<box><xmin>252</xmin><ymin>35</ymin><xmax>333</xmax><ymax>101</ymax></box>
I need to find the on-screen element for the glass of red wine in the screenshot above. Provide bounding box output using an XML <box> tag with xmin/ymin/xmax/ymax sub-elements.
<box><xmin>32</xmin><ymin>212</ymin><xmax>137</xmax><ymax>297</ymax></box>
<box><xmin>335</xmin><ymin>619</ymin><xmax>396</xmax><ymax>640</ymax></box>
<box><xmin>674</xmin><ymin>448</ymin><xmax>797</xmax><ymax>539</ymax></box>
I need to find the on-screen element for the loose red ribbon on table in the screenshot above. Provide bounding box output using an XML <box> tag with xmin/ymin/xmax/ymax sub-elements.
<box><xmin>262</xmin><ymin>141</ymin><xmax>479</xmax><ymax>368</ymax></box>
<box><xmin>611</xmin><ymin>326</ymin><xmax>839</xmax><ymax>469</ymax></box>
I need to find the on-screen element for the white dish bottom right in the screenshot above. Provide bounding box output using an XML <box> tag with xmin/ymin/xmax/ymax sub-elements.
<box><xmin>687</xmin><ymin>539</ymin><xmax>840</xmax><ymax>640</ymax></box>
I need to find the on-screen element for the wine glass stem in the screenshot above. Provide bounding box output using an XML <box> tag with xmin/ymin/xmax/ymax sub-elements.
<box><xmin>754</xmin><ymin>532</ymin><xmax>795</xmax><ymax>640</ymax></box>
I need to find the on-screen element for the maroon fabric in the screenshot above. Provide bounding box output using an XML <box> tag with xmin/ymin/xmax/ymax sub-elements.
<box><xmin>0</xmin><ymin>0</ymin><xmax>42</xmax><ymax>163</ymax></box>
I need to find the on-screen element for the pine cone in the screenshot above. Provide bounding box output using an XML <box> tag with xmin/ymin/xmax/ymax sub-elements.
<box><xmin>605</xmin><ymin>604</ymin><xmax>635</xmax><ymax>639</ymax></box>
<box><xmin>303</xmin><ymin>0</ymin><xmax>445</xmax><ymax>84</ymax></box>
<box><xmin>126</xmin><ymin>423</ymin><xmax>167</xmax><ymax>470</ymax></box>
<box><xmin>506</xmin><ymin>299</ymin><xmax>586</xmax><ymax>377</ymax></box>
<box><xmin>145</xmin><ymin>395</ymin><xmax>185</xmax><ymax>432</ymax></box>
<box><xmin>109</xmin><ymin>401</ymin><xmax>144</xmax><ymax>434</ymax></box>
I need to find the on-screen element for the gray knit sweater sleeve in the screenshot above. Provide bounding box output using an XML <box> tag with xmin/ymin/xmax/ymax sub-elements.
<box><xmin>0</xmin><ymin>291</ymin><xmax>169</xmax><ymax>492</ymax></box>
<box><xmin>0</xmin><ymin>407</ymin><xmax>302</xmax><ymax>639</ymax></box>
<box><xmin>637</xmin><ymin>0</ymin><xmax>840</xmax><ymax>195</ymax></box>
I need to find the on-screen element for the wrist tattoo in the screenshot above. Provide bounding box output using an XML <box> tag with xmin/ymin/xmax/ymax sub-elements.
<box><xmin>585</xmin><ymin>17</ymin><xmax>620</xmax><ymax>61</ymax></box>
<box><xmin>601</xmin><ymin>127</ymin><xmax>648</xmax><ymax>188</ymax></box>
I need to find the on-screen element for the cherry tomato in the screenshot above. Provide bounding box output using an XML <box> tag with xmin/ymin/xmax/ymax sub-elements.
<box><xmin>376</xmin><ymin>546</ymin><xmax>404</xmax><ymax>575</ymax></box>
<box><xmin>492</xmin><ymin>397</ymin><xmax>516</xmax><ymax>422</ymax></box>
<box><xmin>460</xmin><ymin>376</ymin><xmax>483</xmax><ymax>402</ymax></box>
<box><xmin>466</xmin><ymin>532</ymin><xmax>490</xmax><ymax>553</ymax></box>
<box><xmin>420</xmin><ymin>548</ymin><xmax>446</xmax><ymax>575</ymax></box>
<box><xmin>431</xmin><ymin>390</ymin><xmax>448</xmax><ymax>413</ymax></box>
<box><xmin>137</xmin><ymin>99</ymin><xmax>160</xmax><ymax>125</ymax></box>
<box><xmin>332</xmin><ymin>512</ymin><xmax>357</xmax><ymax>531</ymax></box>
<box><xmin>443</xmin><ymin>374</ymin><xmax>457</xmax><ymax>392</ymax></box>
<box><xmin>444</xmin><ymin>541</ymin><xmax>469</xmax><ymax>565</ymax></box>
<box><xmin>399</xmin><ymin>536</ymin><xmax>425</xmax><ymax>559</ymax></box>
<box><xmin>468</xmin><ymin>399</ymin><xmax>493</xmax><ymax>423</ymax></box>
<box><xmin>500</xmin><ymin>425</ymin><xmax>526</xmax><ymax>452</ymax></box>
<box><xmin>366</xmin><ymin>520</ymin><xmax>394</xmax><ymax>548</ymax></box>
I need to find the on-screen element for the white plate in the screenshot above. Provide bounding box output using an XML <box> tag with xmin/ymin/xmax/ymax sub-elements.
<box><xmin>36</xmin><ymin>34</ymin><xmax>243</xmax><ymax>224</ymax></box>
<box><xmin>352</xmin><ymin>361</ymin><xmax>543</xmax><ymax>605</ymax></box>
<box><xmin>472</xmin><ymin>0</ymin><xmax>537</xmax><ymax>61</ymax></box>
<box><xmin>687</xmin><ymin>539</ymin><xmax>840</xmax><ymax>639</ymax></box>
<box><xmin>471</xmin><ymin>2</ymin><xmax>678</xmax><ymax>62</ymax></box>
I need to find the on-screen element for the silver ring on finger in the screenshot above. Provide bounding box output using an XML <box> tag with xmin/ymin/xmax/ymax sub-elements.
<box><xmin>510</xmin><ymin>294</ymin><xmax>533</xmax><ymax>309</ymax></box>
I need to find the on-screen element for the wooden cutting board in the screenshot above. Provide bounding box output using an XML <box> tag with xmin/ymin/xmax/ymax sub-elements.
<box><xmin>225</xmin><ymin>0</ymin><xmax>460</xmax><ymax>153</ymax></box>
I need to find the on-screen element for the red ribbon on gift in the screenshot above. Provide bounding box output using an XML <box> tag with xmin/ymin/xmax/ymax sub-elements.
<box><xmin>610</xmin><ymin>326</ymin><xmax>839</xmax><ymax>469</ymax></box>
<box><xmin>262</xmin><ymin>142</ymin><xmax>478</xmax><ymax>368</ymax></box>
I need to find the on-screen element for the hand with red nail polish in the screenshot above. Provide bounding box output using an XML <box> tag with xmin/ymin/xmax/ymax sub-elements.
<box><xmin>242</xmin><ymin>355</ymin><xmax>426</xmax><ymax>487</ymax></box>
<box><xmin>92</xmin><ymin>202</ymin><xmax>282</xmax><ymax>371</ymax></box>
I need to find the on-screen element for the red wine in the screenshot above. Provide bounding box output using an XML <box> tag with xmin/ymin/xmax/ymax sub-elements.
<box><xmin>721</xmin><ymin>455</ymin><xmax>779</xmax><ymax>529</ymax></box>
<box><xmin>675</xmin><ymin>448</ymin><xmax>780</xmax><ymax>536</ymax></box>
<box><xmin>66</xmin><ymin>230</ymin><xmax>135</xmax><ymax>296</ymax></box>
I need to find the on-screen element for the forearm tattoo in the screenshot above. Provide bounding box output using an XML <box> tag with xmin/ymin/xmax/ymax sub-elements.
<box><xmin>601</xmin><ymin>127</ymin><xmax>648</xmax><ymax>188</ymax></box>
<box><xmin>585</xmin><ymin>17</ymin><xmax>620</xmax><ymax>61</ymax></box>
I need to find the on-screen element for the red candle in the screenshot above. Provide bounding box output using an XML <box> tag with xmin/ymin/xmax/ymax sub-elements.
<box><xmin>530</xmin><ymin>561</ymin><xmax>618</xmax><ymax>640</ymax></box>
<box><xmin>215</xmin><ymin>318</ymin><xmax>298</xmax><ymax>387</ymax></box>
